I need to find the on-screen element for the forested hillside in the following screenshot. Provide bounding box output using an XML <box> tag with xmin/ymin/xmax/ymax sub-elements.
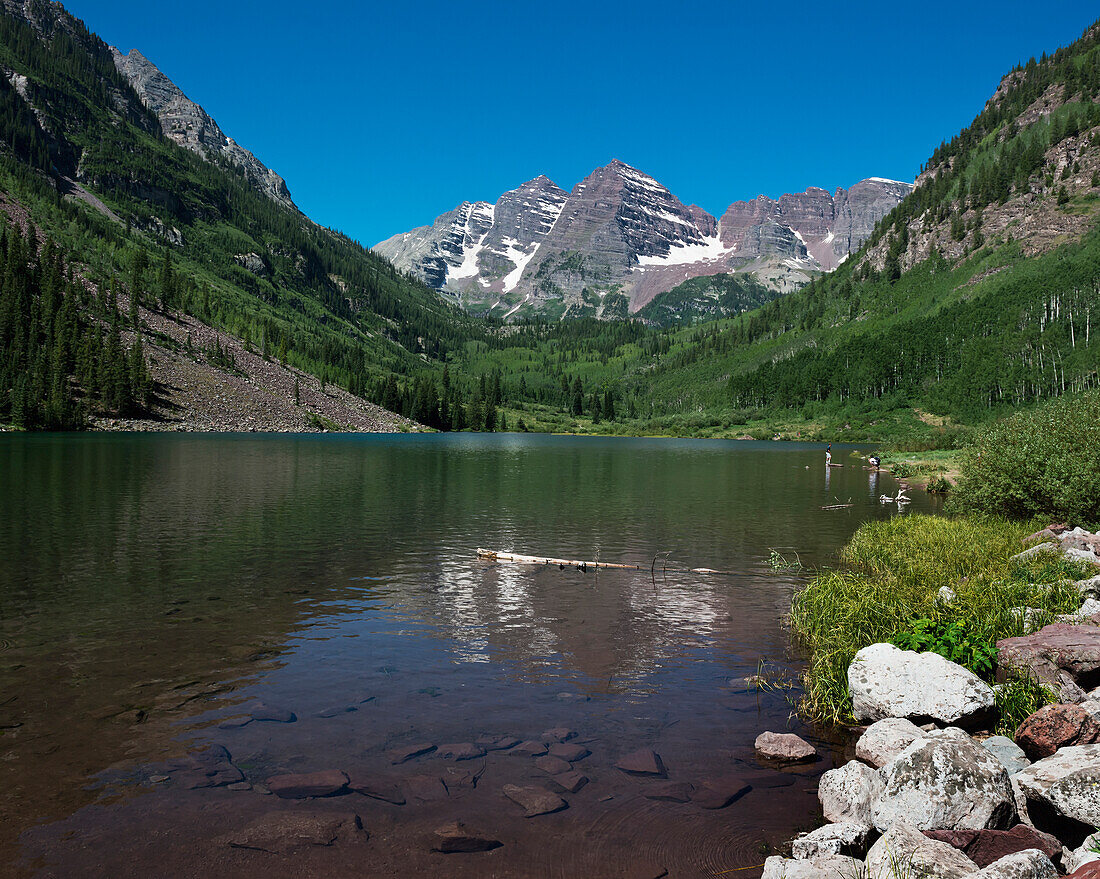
<box><xmin>0</xmin><ymin>0</ymin><xmax>1097</xmax><ymax>440</ymax></box>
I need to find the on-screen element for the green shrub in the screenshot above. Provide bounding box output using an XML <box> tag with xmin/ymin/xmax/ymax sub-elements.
<box><xmin>995</xmin><ymin>673</ymin><xmax>1057</xmax><ymax>736</ymax></box>
<box><xmin>949</xmin><ymin>391</ymin><xmax>1100</xmax><ymax>527</ymax></box>
<box><xmin>789</xmin><ymin>515</ymin><xmax>1086</xmax><ymax>724</ymax></box>
<box><xmin>891</xmin><ymin>618</ymin><xmax>998</xmax><ymax>678</ymax></box>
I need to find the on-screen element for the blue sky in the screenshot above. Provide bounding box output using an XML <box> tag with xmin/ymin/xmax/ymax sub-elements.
<box><xmin>66</xmin><ymin>0</ymin><xmax>1097</xmax><ymax>246</ymax></box>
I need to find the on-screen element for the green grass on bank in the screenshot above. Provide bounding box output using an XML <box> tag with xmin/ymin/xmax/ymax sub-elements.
<box><xmin>789</xmin><ymin>515</ymin><xmax>1094</xmax><ymax>729</ymax></box>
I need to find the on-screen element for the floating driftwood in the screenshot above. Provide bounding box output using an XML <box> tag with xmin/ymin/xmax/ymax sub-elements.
<box><xmin>477</xmin><ymin>548</ymin><xmax>729</xmax><ymax>576</ymax></box>
<box><xmin>821</xmin><ymin>503</ymin><xmax>855</xmax><ymax>510</ymax></box>
<box><xmin>477</xmin><ymin>549</ymin><xmax>641</xmax><ymax>571</ymax></box>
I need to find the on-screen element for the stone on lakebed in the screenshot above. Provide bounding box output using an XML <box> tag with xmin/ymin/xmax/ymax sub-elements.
<box><xmin>502</xmin><ymin>784</ymin><xmax>567</xmax><ymax>817</ymax></box>
<box><xmin>615</xmin><ymin>749</ymin><xmax>666</xmax><ymax>777</ymax></box>
<box><xmin>225</xmin><ymin>810</ymin><xmax>364</xmax><ymax>853</ymax></box>
<box><xmin>387</xmin><ymin>743</ymin><xmax>436</xmax><ymax>764</ymax></box>
<box><xmin>266</xmin><ymin>770</ymin><xmax>349</xmax><ymax>799</ymax></box>
<box><xmin>431</xmin><ymin>821</ymin><xmax>502</xmax><ymax>853</ymax></box>
<box><xmin>754</xmin><ymin>731</ymin><xmax>817</xmax><ymax>762</ymax></box>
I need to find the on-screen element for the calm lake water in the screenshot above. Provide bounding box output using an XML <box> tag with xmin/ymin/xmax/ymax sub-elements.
<box><xmin>0</xmin><ymin>433</ymin><xmax>937</xmax><ymax>878</ymax></box>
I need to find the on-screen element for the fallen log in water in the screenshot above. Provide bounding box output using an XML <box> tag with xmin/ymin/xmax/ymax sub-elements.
<box><xmin>476</xmin><ymin>549</ymin><xmax>730</xmax><ymax>576</ymax></box>
<box><xmin>476</xmin><ymin>549</ymin><xmax>641</xmax><ymax>570</ymax></box>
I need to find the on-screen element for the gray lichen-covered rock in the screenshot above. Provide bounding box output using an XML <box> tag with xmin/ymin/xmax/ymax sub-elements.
<box><xmin>972</xmin><ymin>850</ymin><xmax>1058</xmax><ymax>879</ymax></box>
<box><xmin>856</xmin><ymin>717</ymin><xmax>926</xmax><ymax>768</ymax></box>
<box><xmin>865</xmin><ymin>820</ymin><xmax>978</xmax><ymax>878</ymax></box>
<box><xmin>848</xmin><ymin>643</ymin><xmax>996</xmax><ymax>726</ymax></box>
<box><xmin>791</xmin><ymin>822</ymin><xmax>872</xmax><ymax>860</ymax></box>
<box><xmin>1076</xmin><ymin>576</ymin><xmax>1100</xmax><ymax>599</ymax></box>
<box><xmin>1013</xmin><ymin>744</ymin><xmax>1100</xmax><ymax>830</ymax></box>
<box><xmin>1065</xmin><ymin>832</ymin><xmax>1100</xmax><ymax>872</ymax></box>
<box><xmin>1010</xmin><ymin>544</ymin><xmax>1063</xmax><ymax>565</ymax></box>
<box><xmin>981</xmin><ymin>736</ymin><xmax>1031</xmax><ymax>774</ymax></box>
<box><xmin>872</xmin><ymin>728</ymin><xmax>1017</xmax><ymax>832</ymax></box>
<box><xmin>761</xmin><ymin>854</ymin><xmax>864</xmax><ymax>878</ymax></box>
<box><xmin>818</xmin><ymin>759</ymin><xmax>885</xmax><ymax>828</ymax></box>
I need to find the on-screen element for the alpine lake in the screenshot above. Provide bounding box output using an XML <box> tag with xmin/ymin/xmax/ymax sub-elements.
<box><xmin>0</xmin><ymin>433</ymin><xmax>939</xmax><ymax>878</ymax></box>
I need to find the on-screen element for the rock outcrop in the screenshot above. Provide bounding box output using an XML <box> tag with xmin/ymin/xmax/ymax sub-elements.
<box><xmin>110</xmin><ymin>48</ymin><xmax>297</xmax><ymax>212</ymax></box>
<box><xmin>375</xmin><ymin>161</ymin><xmax>912</xmax><ymax>319</ymax></box>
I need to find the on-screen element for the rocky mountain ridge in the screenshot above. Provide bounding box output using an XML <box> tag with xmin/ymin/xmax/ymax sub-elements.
<box><xmin>375</xmin><ymin>161</ymin><xmax>912</xmax><ymax>319</ymax></box>
<box><xmin>109</xmin><ymin>48</ymin><xmax>297</xmax><ymax>212</ymax></box>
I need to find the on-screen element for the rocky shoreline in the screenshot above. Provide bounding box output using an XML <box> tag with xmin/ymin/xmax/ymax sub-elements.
<box><xmin>761</xmin><ymin>524</ymin><xmax>1100</xmax><ymax>878</ymax></box>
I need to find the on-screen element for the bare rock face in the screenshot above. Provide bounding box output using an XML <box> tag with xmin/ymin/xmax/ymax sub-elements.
<box><xmin>1015</xmin><ymin>703</ymin><xmax>1100</xmax><ymax>759</ymax></box>
<box><xmin>110</xmin><ymin>49</ymin><xmax>296</xmax><ymax>212</ymax></box>
<box><xmin>872</xmin><ymin>728</ymin><xmax>1017</xmax><ymax>832</ymax></box>
<box><xmin>848</xmin><ymin>643</ymin><xmax>996</xmax><ymax>727</ymax></box>
<box><xmin>376</xmin><ymin>162</ymin><xmax>911</xmax><ymax>320</ymax></box>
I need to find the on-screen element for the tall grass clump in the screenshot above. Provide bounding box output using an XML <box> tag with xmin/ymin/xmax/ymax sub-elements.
<box><xmin>948</xmin><ymin>390</ymin><xmax>1100</xmax><ymax>527</ymax></box>
<box><xmin>789</xmin><ymin>515</ymin><xmax>1091</xmax><ymax>725</ymax></box>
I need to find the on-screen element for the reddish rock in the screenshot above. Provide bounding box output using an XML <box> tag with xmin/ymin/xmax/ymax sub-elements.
<box><xmin>997</xmin><ymin>624</ymin><xmax>1100</xmax><ymax>697</ymax></box>
<box><xmin>535</xmin><ymin>755</ymin><xmax>572</xmax><ymax>775</ymax></box>
<box><xmin>550</xmin><ymin>770</ymin><xmax>589</xmax><ymax>793</ymax></box>
<box><xmin>405</xmin><ymin>774</ymin><xmax>448</xmax><ymax>802</ymax></box>
<box><xmin>754</xmin><ymin>731</ymin><xmax>817</xmax><ymax>762</ymax></box>
<box><xmin>510</xmin><ymin>740</ymin><xmax>548</xmax><ymax>757</ymax></box>
<box><xmin>922</xmin><ymin>826</ymin><xmax>1062</xmax><ymax>867</ymax></box>
<box><xmin>644</xmin><ymin>781</ymin><xmax>694</xmax><ymax>803</ymax></box>
<box><xmin>1023</xmin><ymin>528</ymin><xmax>1059</xmax><ymax>546</ymax></box>
<box><xmin>387</xmin><ymin>742</ymin><xmax>435</xmax><ymax>764</ymax></box>
<box><xmin>1015</xmin><ymin>703</ymin><xmax>1100</xmax><ymax>759</ymax></box>
<box><xmin>437</xmin><ymin>742</ymin><xmax>485</xmax><ymax>761</ymax></box>
<box><xmin>615</xmin><ymin>749</ymin><xmax>666</xmax><ymax>777</ymax></box>
<box><xmin>346</xmin><ymin>773</ymin><xmax>405</xmax><ymax>805</ymax></box>
<box><xmin>267</xmin><ymin>770</ymin><xmax>349</xmax><ymax>799</ymax></box>
<box><xmin>540</xmin><ymin>727</ymin><xmax>578</xmax><ymax>743</ymax></box>
<box><xmin>1068</xmin><ymin>864</ymin><xmax>1100</xmax><ymax>878</ymax></box>
<box><xmin>250</xmin><ymin>704</ymin><xmax>296</xmax><ymax>723</ymax></box>
<box><xmin>431</xmin><ymin>821</ymin><xmax>502</xmax><ymax>853</ymax></box>
<box><xmin>225</xmin><ymin>811</ymin><xmax>363</xmax><ymax>853</ymax></box>
<box><xmin>548</xmin><ymin>743</ymin><xmax>590</xmax><ymax>762</ymax></box>
<box><xmin>691</xmin><ymin>777</ymin><xmax>751</xmax><ymax>810</ymax></box>
<box><xmin>502</xmin><ymin>784</ymin><xmax>567</xmax><ymax>817</ymax></box>
<box><xmin>475</xmin><ymin>735</ymin><xmax>520</xmax><ymax>751</ymax></box>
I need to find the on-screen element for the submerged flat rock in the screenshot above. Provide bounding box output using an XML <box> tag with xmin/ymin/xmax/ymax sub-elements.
<box><xmin>388</xmin><ymin>743</ymin><xmax>436</xmax><ymax>764</ymax></box>
<box><xmin>535</xmin><ymin>755</ymin><xmax>572</xmax><ymax>775</ymax></box>
<box><xmin>267</xmin><ymin>770</ymin><xmax>349</xmax><ymax>799</ymax></box>
<box><xmin>616</xmin><ymin>749</ymin><xmax>666</xmax><ymax>777</ymax></box>
<box><xmin>226</xmin><ymin>811</ymin><xmax>364</xmax><ymax>853</ymax></box>
<box><xmin>644</xmin><ymin>781</ymin><xmax>694</xmax><ymax>803</ymax></box>
<box><xmin>551</xmin><ymin>770</ymin><xmax>589</xmax><ymax>793</ymax></box>
<box><xmin>548</xmin><ymin>743</ymin><xmax>590</xmax><ymax>762</ymax></box>
<box><xmin>511</xmin><ymin>740</ymin><xmax>548</xmax><ymax>757</ymax></box>
<box><xmin>346</xmin><ymin>772</ymin><xmax>405</xmax><ymax>805</ymax></box>
<box><xmin>502</xmin><ymin>784</ymin><xmax>567</xmax><ymax>817</ymax></box>
<box><xmin>692</xmin><ymin>777</ymin><xmax>751</xmax><ymax>810</ymax></box>
<box><xmin>431</xmin><ymin>821</ymin><xmax>502</xmax><ymax>853</ymax></box>
<box><xmin>476</xmin><ymin>735</ymin><xmax>520</xmax><ymax>751</ymax></box>
<box><xmin>437</xmin><ymin>742</ymin><xmax>486</xmax><ymax>761</ymax></box>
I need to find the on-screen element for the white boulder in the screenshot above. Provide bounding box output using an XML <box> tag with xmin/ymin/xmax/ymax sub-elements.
<box><xmin>791</xmin><ymin>822</ymin><xmax>872</xmax><ymax>860</ymax></box>
<box><xmin>856</xmin><ymin>717</ymin><xmax>925</xmax><ymax>768</ymax></box>
<box><xmin>761</xmin><ymin>854</ymin><xmax>863</xmax><ymax>878</ymax></box>
<box><xmin>872</xmin><ymin>728</ymin><xmax>1017</xmax><ymax>832</ymax></box>
<box><xmin>864</xmin><ymin>820</ymin><xmax>978</xmax><ymax>878</ymax></box>
<box><xmin>848</xmin><ymin>643</ymin><xmax>996</xmax><ymax>726</ymax></box>
<box><xmin>973</xmin><ymin>850</ymin><xmax>1057</xmax><ymax>879</ymax></box>
<box><xmin>818</xmin><ymin>759</ymin><xmax>884</xmax><ymax>828</ymax></box>
<box><xmin>1013</xmin><ymin>744</ymin><xmax>1100</xmax><ymax>828</ymax></box>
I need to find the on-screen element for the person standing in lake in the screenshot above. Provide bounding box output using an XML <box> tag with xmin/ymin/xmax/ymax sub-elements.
<box><xmin>825</xmin><ymin>443</ymin><xmax>832</xmax><ymax>465</ymax></box>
